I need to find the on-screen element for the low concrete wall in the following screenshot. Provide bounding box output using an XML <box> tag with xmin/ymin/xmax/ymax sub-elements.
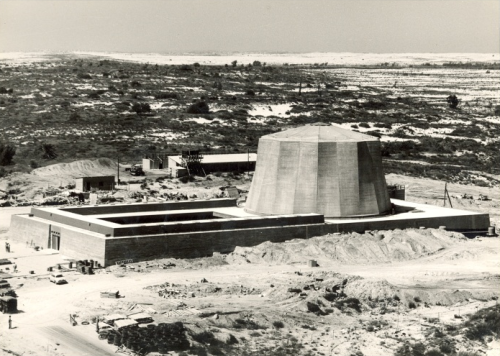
<box><xmin>31</xmin><ymin>208</ymin><xmax>113</xmax><ymax>235</ymax></box>
<box><xmin>10</xmin><ymin>215</ymin><xmax>50</xmax><ymax>247</ymax></box>
<box><xmin>103</xmin><ymin>211</ymin><xmax>490</xmax><ymax>266</ymax></box>
<box><xmin>326</xmin><ymin>213</ymin><xmax>491</xmax><ymax>233</ymax></box>
<box><xmin>104</xmin><ymin>223</ymin><xmax>329</xmax><ymax>265</ymax></box>
<box><xmin>59</xmin><ymin>228</ymin><xmax>106</xmax><ymax>266</ymax></box>
<box><xmin>112</xmin><ymin>214</ymin><xmax>324</xmax><ymax>237</ymax></box>
<box><xmin>62</xmin><ymin>199</ymin><xmax>237</xmax><ymax>215</ymax></box>
<box><xmin>10</xmin><ymin>214</ymin><xmax>106</xmax><ymax>264</ymax></box>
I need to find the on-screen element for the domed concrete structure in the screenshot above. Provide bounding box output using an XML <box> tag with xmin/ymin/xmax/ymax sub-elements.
<box><xmin>245</xmin><ymin>125</ymin><xmax>391</xmax><ymax>218</ymax></box>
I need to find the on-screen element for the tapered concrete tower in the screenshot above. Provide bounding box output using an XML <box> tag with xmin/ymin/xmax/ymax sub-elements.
<box><xmin>245</xmin><ymin>124</ymin><xmax>391</xmax><ymax>218</ymax></box>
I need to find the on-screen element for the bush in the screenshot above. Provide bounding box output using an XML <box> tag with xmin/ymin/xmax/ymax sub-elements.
<box><xmin>414</xmin><ymin>297</ymin><xmax>421</xmax><ymax>303</ymax></box>
<box><xmin>359</xmin><ymin>122</ymin><xmax>370</xmax><ymax>128</ymax></box>
<box><xmin>424</xmin><ymin>350</ymin><xmax>445</xmax><ymax>356</ymax></box>
<box><xmin>179</xmin><ymin>175</ymin><xmax>195</xmax><ymax>184</ymax></box>
<box><xmin>77</xmin><ymin>72</ymin><xmax>92</xmax><ymax>79</ymax></box>
<box><xmin>131</xmin><ymin>102</ymin><xmax>151</xmax><ymax>114</ymax></box>
<box><xmin>408</xmin><ymin>301</ymin><xmax>417</xmax><ymax>309</ymax></box>
<box><xmin>446</xmin><ymin>95</ymin><xmax>460</xmax><ymax>109</ymax></box>
<box><xmin>155</xmin><ymin>92</ymin><xmax>180</xmax><ymax>99</ymax></box>
<box><xmin>0</xmin><ymin>142</ymin><xmax>16</xmax><ymax>166</ymax></box>
<box><xmin>323</xmin><ymin>293</ymin><xmax>338</xmax><ymax>302</ymax></box>
<box><xmin>272</xmin><ymin>321</ymin><xmax>284</xmax><ymax>329</ymax></box>
<box><xmin>439</xmin><ymin>343</ymin><xmax>454</xmax><ymax>354</ymax></box>
<box><xmin>187</xmin><ymin>101</ymin><xmax>210</xmax><ymax>114</ymax></box>
<box><xmin>335</xmin><ymin>298</ymin><xmax>362</xmax><ymax>313</ymax></box>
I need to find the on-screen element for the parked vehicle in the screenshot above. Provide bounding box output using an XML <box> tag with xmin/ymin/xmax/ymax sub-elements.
<box><xmin>0</xmin><ymin>296</ymin><xmax>17</xmax><ymax>313</ymax></box>
<box><xmin>49</xmin><ymin>273</ymin><xmax>67</xmax><ymax>284</ymax></box>
<box><xmin>130</xmin><ymin>165</ymin><xmax>144</xmax><ymax>176</ymax></box>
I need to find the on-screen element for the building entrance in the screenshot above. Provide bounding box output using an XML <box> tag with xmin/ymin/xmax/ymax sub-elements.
<box><xmin>49</xmin><ymin>230</ymin><xmax>60</xmax><ymax>250</ymax></box>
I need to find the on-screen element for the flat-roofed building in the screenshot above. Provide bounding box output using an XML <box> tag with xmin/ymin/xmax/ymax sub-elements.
<box><xmin>143</xmin><ymin>152</ymin><xmax>257</xmax><ymax>176</ymax></box>
<box><xmin>75</xmin><ymin>176</ymin><xmax>115</xmax><ymax>192</ymax></box>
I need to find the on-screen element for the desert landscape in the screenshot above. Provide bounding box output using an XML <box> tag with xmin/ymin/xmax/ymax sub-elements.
<box><xmin>0</xmin><ymin>52</ymin><xmax>499</xmax><ymax>356</ymax></box>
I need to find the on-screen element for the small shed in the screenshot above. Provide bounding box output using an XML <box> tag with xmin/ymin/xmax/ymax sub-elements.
<box><xmin>75</xmin><ymin>176</ymin><xmax>115</xmax><ymax>192</ymax></box>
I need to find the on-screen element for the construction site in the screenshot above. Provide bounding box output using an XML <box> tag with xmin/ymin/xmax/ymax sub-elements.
<box><xmin>0</xmin><ymin>44</ymin><xmax>499</xmax><ymax>356</ymax></box>
<box><xmin>7</xmin><ymin>126</ymin><xmax>490</xmax><ymax>267</ymax></box>
<box><xmin>1</xmin><ymin>124</ymin><xmax>498</xmax><ymax>356</ymax></box>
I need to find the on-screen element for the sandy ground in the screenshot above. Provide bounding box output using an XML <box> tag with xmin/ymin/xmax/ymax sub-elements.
<box><xmin>1</xmin><ymin>209</ymin><xmax>499</xmax><ymax>355</ymax></box>
<box><xmin>0</xmin><ymin>163</ymin><xmax>499</xmax><ymax>355</ymax></box>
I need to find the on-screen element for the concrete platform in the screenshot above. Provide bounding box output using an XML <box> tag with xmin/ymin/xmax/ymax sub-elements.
<box><xmin>8</xmin><ymin>199</ymin><xmax>489</xmax><ymax>266</ymax></box>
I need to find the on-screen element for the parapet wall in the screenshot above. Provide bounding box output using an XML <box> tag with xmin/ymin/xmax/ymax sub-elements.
<box><xmin>112</xmin><ymin>214</ymin><xmax>324</xmax><ymax>237</ymax></box>
<box><xmin>62</xmin><ymin>199</ymin><xmax>237</xmax><ymax>215</ymax></box>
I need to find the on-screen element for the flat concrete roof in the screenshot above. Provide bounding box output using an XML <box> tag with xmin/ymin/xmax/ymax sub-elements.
<box><xmin>324</xmin><ymin>199</ymin><xmax>485</xmax><ymax>224</ymax></box>
<box><xmin>168</xmin><ymin>153</ymin><xmax>257</xmax><ymax>165</ymax></box>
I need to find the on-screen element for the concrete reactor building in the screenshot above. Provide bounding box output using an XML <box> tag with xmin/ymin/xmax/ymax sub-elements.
<box><xmin>245</xmin><ymin>125</ymin><xmax>391</xmax><ymax>218</ymax></box>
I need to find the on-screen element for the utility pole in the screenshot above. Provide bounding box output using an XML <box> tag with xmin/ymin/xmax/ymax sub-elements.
<box><xmin>117</xmin><ymin>156</ymin><xmax>120</xmax><ymax>186</ymax></box>
<box><xmin>443</xmin><ymin>183</ymin><xmax>453</xmax><ymax>208</ymax></box>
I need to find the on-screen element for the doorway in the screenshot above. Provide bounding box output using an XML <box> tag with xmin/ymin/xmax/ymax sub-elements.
<box><xmin>50</xmin><ymin>230</ymin><xmax>60</xmax><ymax>250</ymax></box>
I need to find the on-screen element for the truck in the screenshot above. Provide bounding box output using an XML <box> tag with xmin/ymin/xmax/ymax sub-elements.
<box><xmin>130</xmin><ymin>165</ymin><xmax>144</xmax><ymax>176</ymax></box>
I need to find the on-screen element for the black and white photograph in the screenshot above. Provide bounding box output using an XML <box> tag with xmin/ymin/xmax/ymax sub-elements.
<box><xmin>0</xmin><ymin>1</ymin><xmax>499</xmax><ymax>355</ymax></box>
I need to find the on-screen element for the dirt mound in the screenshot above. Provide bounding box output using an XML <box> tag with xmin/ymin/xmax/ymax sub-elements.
<box><xmin>226</xmin><ymin>228</ymin><xmax>465</xmax><ymax>266</ymax></box>
<box><xmin>31</xmin><ymin>158</ymin><xmax>118</xmax><ymax>179</ymax></box>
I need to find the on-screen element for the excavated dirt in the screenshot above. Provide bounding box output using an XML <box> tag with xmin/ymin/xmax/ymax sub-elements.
<box><xmin>226</xmin><ymin>229</ymin><xmax>465</xmax><ymax>266</ymax></box>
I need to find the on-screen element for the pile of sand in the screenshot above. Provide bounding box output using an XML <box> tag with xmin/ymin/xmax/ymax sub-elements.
<box><xmin>31</xmin><ymin>158</ymin><xmax>118</xmax><ymax>179</ymax></box>
<box><xmin>226</xmin><ymin>228</ymin><xmax>466</xmax><ymax>266</ymax></box>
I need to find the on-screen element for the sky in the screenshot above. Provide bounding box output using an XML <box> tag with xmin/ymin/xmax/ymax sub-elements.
<box><xmin>0</xmin><ymin>0</ymin><xmax>498</xmax><ymax>53</ymax></box>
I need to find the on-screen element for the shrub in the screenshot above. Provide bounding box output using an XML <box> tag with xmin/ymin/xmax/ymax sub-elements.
<box><xmin>424</xmin><ymin>350</ymin><xmax>445</xmax><ymax>356</ymax></box>
<box><xmin>273</xmin><ymin>321</ymin><xmax>284</xmax><ymax>329</ymax></box>
<box><xmin>414</xmin><ymin>297</ymin><xmax>421</xmax><ymax>303</ymax></box>
<box><xmin>446</xmin><ymin>95</ymin><xmax>460</xmax><ymax>109</ymax></box>
<box><xmin>0</xmin><ymin>142</ymin><xmax>16</xmax><ymax>166</ymax></box>
<box><xmin>335</xmin><ymin>298</ymin><xmax>362</xmax><ymax>313</ymax></box>
<box><xmin>323</xmin><ymin>293</ymin><xmax>337</xmax><ymax>302</ymax></box>
<box><xmin>77</xmin><ymin>72</ymin><xmax>92</xmax><ymax>79</ymax></box>
<box><xmin>155</xmin><ymin>92</ymin><xmax>179</xmax><ymax>99</ymax></box>
<box><xmin>439</xmin><ymin>343</ymin><xmax>454</xmax><ymax>354</ymax></box>
<box><xmin>359</xmin><ymin>122</ymin><xmax>370</xmax><ymax>128</ymax></box>
<box><xmin>131</xmin><ymin>102</ymin><xmax>151</xmax><ymax>114</ymax></box>
<box><xmin>39</xmin><ymin>143</ymin><xmax>57</xmax><ymax>160</ymax></box>
<box><xmin>179</xmin><ymin>175</ymin><xmax>195</xmax><ymax>184</ymax></box>
<box><xmin>408</xmin><ymin>301</ymin><xmax>417</xmax><ymax>309</ymax></box>
<box><xmin>187</xmin><ymin>101</ymin><xmax>210</xmax><ymax>114</ymax></box>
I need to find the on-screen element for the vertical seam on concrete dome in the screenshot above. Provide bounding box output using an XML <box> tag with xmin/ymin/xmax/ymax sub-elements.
<box><xmin>315</xmin><ymin>126</ymin><xmax>320</xmax><ymax>214</ymax></box>
<box><xmin>294</xmin><ymin>140</ymin><xmax>304</xmax><ymax>213</ymax></box>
